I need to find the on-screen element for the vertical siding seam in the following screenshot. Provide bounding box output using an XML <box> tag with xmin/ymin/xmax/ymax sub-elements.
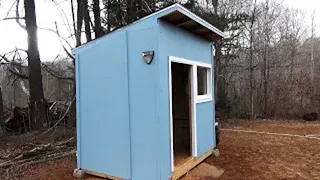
<box><xmin>154</xmin><ymin>25</ymin><xmax>161</xmax><ymax>180</ymax></box>
<box><xmin>211</xmin><ymin>43</ymin><xmax>216</xmax><ymax>148</ymax></box>
<box><xmin>75</xmin><ymin>53</ymin><xmax>81</xmax><ymax>168</ymax></box>
<box><xmin>125</xmin><ymin>30</ymin><xmax>133</xmax><ymax>179</ymax></box>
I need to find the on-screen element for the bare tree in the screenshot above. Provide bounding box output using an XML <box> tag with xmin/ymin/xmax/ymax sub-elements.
<box><xmin>93</xmin><ymin>0</ymin><xmax>103</xmax><ymax>38</ymax></box>
<box><xmin>24</xmin><ymin>0</ymin><xmax>47</xmax><ymax>129</ymax></box>
<box><xmin>249</xmin><ymin>0</ymin><xmax>257</xmax><ymax>120</ymax></box>
<box><xmin>83</xmin><ymin>0</ymin><xmax>92</xmax><ymax>42</ymax></box>
<box><xmin>76</xmin><ymin>0</ymin><xmax>84</xmax><ymax>47</ymax></box>
<box><xmin>262</xmin><ymin>0</ymin><xmax>270</xmax><ymax>115</ymax></box>
<box><xmin>310</xmin><ymin>10</ymin><xmax>316</xmax><ymax>103</ymax></box>
<box><xmin>69</xmin><ymin>0</ymin><xmax>94</xmax><ymax>127</ymax></box>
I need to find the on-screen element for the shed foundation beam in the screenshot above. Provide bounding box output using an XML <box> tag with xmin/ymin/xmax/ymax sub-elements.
<box><xmin>171</xmin><ymin>149</ymin><xmax>214</xmax><ymax>180</ymax></box>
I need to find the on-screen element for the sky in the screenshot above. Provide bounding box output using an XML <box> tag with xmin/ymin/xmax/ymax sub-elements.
<box><xmin>0</xmin><ymin>0</ymin><xmax>319</xmax><ymax>60</ymax></box>
<box><xmin>0</xmin><ymin>0</ymin><xmax>72</xmax><ymax>61</ymax></box>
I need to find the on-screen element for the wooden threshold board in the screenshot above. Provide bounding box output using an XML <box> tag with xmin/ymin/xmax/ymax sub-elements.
<box><xmin>83</xmin><ymin>169</ymin><xmax>124</xmax><ymax>180</ymax></box>
<box><xmin>171</xmin><ymin>149</ymin><xmax>214</xmax><ymax>180</ymax></box>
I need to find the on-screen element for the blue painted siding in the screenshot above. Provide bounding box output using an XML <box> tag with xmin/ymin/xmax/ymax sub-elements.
<box><xmin>157</xmin><ymin>20</ymin><xmax>215</xmax><ymax>179</ymax></box>
<box><xmin>76</xmin><ymin>31</ymin><xmax>131</xmax><ymax>179</ymax></box>
<box><xmin>127</xmin><ymin>28</ymin><xmax>159</xmax><ymax>180</ymax></box>
<box><xmin>158</xmin><ymin>20</ymin><xmax>212</xmax><ymax>64</ymax></box>
<box><xmin>196</xmin><ymin>102</ymin><xmax>215</xmax><ymax>156</ymax></box>
<box><xmin>75</xmin><ymin>53</ymin><xmax>81</xmax><ymax>168</ymax></box>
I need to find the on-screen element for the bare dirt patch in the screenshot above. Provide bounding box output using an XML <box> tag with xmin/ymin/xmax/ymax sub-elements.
<box><xmin>1</xmin><ymin>120</ymin><xmax>320</xmax><ymax>180</ymax></box>
<box><xmin>204</xmin><ymin>120</ymin><xmax>320</xmax><ymax>180</ymax></box>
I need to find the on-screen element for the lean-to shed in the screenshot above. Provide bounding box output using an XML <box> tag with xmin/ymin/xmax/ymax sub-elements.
<box><xmin>72</xmin><ymin>3</ymin><xmax>225</xmax><ymax>180</ymax></box>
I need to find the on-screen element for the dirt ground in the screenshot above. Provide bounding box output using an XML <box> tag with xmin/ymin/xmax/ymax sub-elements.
<box><xmin>2</xmin><ymin>119</ymin><xmax>320</xmax><ymax>180</ymax></box>
<box><xmin>204</xmin><ymin>120</ymin><xmax>320</xmax><ymax>180</ymax></box>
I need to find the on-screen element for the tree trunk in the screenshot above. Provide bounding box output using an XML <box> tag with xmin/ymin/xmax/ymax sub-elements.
<box><xmin>310</xmin><ymin>11</ymin><xmax>315</xmax><ymax>107</ymax></box>
<box><xmin>83</xmin><ymin>0</ymin><xmax>92</xmax><ymax>42</ymax></box>
<box><xmin>68</xmin><ymin>0</ymin><xmax>85</xmax><ymax>127</ymax></box>
<box><xmin>76</xmin><ymin>0</ymin><xmax>84</xmax><ymax>47</ymax></box>
<box><xmin>249</xmin><ymin>46</ymin><xmax>254</xmax><ymax>120</ymax></box>
<box><xmin>150</xmin><ymin>0</ymin><xmax>156</xmax><ymax>11</ymax></box>
<box><xmin>106</xmin><ymin>0</ymin><xmax>112</xmax><ymax>32</ymax></box>
<box><xmin>212</xmin><ymin>0</ymin><xmax>219</xmax><ymax>14</ymax></box>
<box><xmin>263</xmin><ymin>42</ymin><xmax>268</xmax><ymax>115</ymax></box>
<box><xmin>249</xmin><ymin>0</ymin><xmax>257</xmax><ymax>120</ymax></box>
<box><xmin>71</xmin><ymin>0</ymin><xmax>77</xmax><ymax>41</ymax></box>
<box><xmin>289</xmin><ymin>46</ymin><xmax>295</xmax><ymax>110</ymax></box>
<box><xmin>214</xmin><ymin>44</ymin><xmax>221</xmax><ymax>102</ymax></box>
<box><xmin>93</xmin><ymin>0</ymin><xmax>103</xmax><ymax>38</ymax></box>
<box><xmin>126</xmin><ymin>0</ymin><xmax>134</xmax><ymax>24</ymax></box>
<box><xmin>0</xmin><ymin>88</ymin><xmax>6</xmax><ymax>135</ymax></box>
<box><xmin>262</xmin><ymin>0</ymin><xmax>269</xmax><ymax>116</ymax></box>
<box><xmin>24</xmin><ymin>0</ymin><xmax>47</xmax><ymax>130</ymax></box>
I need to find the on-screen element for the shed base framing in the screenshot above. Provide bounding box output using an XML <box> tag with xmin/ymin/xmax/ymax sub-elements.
<box><xmin>82</xmin><ymin>169</ymin><xmax>124</xmax><ymax>180</ymax></box>
<box><xmin>75</xmin><ymin>149</ymin><xmax>215</xmax><ymax>180</ymax></box>
<box><xmin>171</xmin><ymin>149</ymin><xmax>214</xmax><ymax>180</ymax></box>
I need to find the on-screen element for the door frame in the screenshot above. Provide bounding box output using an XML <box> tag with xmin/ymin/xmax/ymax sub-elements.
<box><xmin>168</xmin><ymin>56</ymin><xmax>212</xmax><ymax>172</ymax></box>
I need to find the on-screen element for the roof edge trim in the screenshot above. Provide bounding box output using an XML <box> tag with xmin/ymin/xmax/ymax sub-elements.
<box><xmin>173</xmin><ymin>4</ymin><xmax>226</xmax><ymax>39</ymax></box>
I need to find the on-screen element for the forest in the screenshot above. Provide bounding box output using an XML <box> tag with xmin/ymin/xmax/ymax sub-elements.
<box><xmin>0</xmin><ymin>0</ymin><xmax>319</xmax><ymax>133</ymax></box>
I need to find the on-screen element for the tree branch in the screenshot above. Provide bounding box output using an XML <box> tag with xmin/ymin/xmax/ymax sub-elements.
<box><xmin>42</xmin><ymin>64</ymin><xmax>74</xmax><ymax>80</ymax></box>
<box><xmin>1</xmin><ymin>17</ymin><xmax>24</xmax><ymax>21</ymax></box>
<box><xmin>54</xmin><ymin>22</ymin><xmax>75</xmax><ymax>60</ymax></box>
<box><xmin>51</xmin><ymin>0</ymin><xmax>73</xmax><ymax>36</ymax></box>
<box><xmin>38</xmin><ymin>26</ymin><xmax>74</xmax><ymax>49</ymax></box>
<box><xmin>8</xmin><ymin>69</ymin><xmax>28</xmax><ymax>79</ymax></box>
<box><xmin>5</xmin><ymin>1</ymin><xmax>18</xmax><ymax>19</ymax></box>
<box><xmin>0</xmin><ymin>50</ymin><xmax>28</xmax><ymax>68</ymax></box>
<box><xmin>16</xmin><ymin>0</ymin><xmax>26</xmax><ymax>29</ymax></box>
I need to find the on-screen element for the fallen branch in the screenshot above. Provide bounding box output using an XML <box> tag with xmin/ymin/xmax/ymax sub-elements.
<box><xmin>0</xmin><ymin>153</ymin><xmax>11</xmax><ymax>160</ymax></box>
<box><xmin>55</xmin><ymin>137</ymin><xmax>75</xmax><ymax>146</ymax></box>
<box><xmin>0</xmin><ymin>137</ymin><xmax>75</xmax><ymax>164</ymax></box>
<box><xmin>12</xmin><ymin>143</ymin><xmax>51</xmax><ymax>160</ymax></box>
<box><xmin>19</xmin><ymin>150</ymin><xmax>76</xmax><ymax>167</ymax></box>
<box><xmin>0</xmin><ymin>150</ymin><xmax>76</xmax><ymax>169</ymax></box>
<box><xmin>0</xmin><ymin>155</ymin><xmax>40</xmax><ymax>169</ymax></box>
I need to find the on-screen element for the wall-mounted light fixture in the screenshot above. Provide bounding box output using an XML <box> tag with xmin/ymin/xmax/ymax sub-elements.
<box><xmin>142</xmin><ymin>51</ymin><xmax>154</xmax><ymax>64</ymax></box>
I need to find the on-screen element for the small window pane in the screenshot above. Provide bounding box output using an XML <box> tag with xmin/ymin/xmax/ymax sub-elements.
<box><xmin>197</xmin><ymin>67</ymin><xmax>208</xmax><ymax>95</ymax></box>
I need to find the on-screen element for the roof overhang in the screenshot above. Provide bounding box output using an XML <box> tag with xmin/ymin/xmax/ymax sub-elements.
<box><xmin>159</xmin><ymin>4</ymin><xmax>226</xmax><ymax>41</ymax></box>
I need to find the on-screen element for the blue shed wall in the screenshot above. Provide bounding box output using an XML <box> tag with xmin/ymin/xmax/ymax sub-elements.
<box><xmin>196</xmin><ymin>102</ymin><xmax>215</xmax><ymax>156</ymax></box>
<box><xmin>76</xmin><ymin>31</ymin><xmax>131</xmax><ymax>179</ymax></box>
<box><xmin>75</xmin><ymin>16</ymin><xmax>161</xmax><ymax>180</ymax></box>
<box><xmin>127</xmin><ymin>27</ymin><xmax>159</xmax><ymax>180</ymax></box>
<box><xmin>157</xmin><ymin>20</ymin><xmax>216</xmax><ymax>179</ymax></box>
